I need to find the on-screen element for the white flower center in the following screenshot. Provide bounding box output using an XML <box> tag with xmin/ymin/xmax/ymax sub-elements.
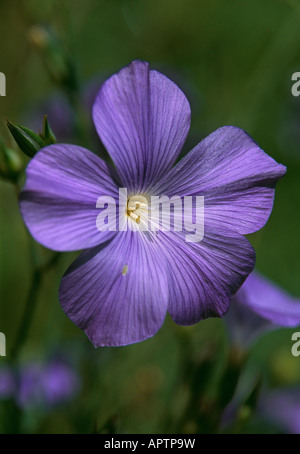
<box><xmin>126</xmin><ymin>195</ymin><xmax>148</xmax><ymax>225</ymax></box>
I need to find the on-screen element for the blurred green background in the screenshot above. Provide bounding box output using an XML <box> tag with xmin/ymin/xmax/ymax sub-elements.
<box><xmin>0</xmin><ymin>0</ymin><xmax>300</xmax><ymax>434</ymax></box>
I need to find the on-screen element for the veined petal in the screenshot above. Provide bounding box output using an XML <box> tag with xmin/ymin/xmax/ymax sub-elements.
<box><xmin>153</xmin><ymin>126</ymin><xmax>286</xmax><ymax>234</ymax></box>
<box><xmin>234</xmin><ymin>272</ymin><xmax>300</xmax><ymax>327</ymax></box>
<box><xmin>93</xmin><ymin>60</ymin><xmax>191</xmax><ymax>192</ymax></box>
<box><xmin>59</xmin><ymin>231</ymin><xmax>169</xmax><ymax>347</ymax></box>
<box><xmin>157</xmin><ymin>228</ymin><xmax>255</xmax><ymax>325</ymax></box>
<box><xmin>20</xmin><ymin>144</ymin><xmax>120</xmax><ymax>251</ymax></box>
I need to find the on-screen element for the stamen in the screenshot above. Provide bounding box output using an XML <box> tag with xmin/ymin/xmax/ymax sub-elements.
<box><xmin>126</xmin><ymin>195</ymin><xmax>148</xmax><ymax>226</ymax></box>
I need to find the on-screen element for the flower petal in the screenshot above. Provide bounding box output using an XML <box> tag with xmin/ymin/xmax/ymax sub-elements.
<box><xmin>225</xmin><ymin>297</ymin><xmax>274</xmax><ymax>348</ymax></box>
<box><xmin>157</xmin><ymin>228</ymin><xmax>255</xmax><ymax>325</ymax></box>
<box><xmin>153</xmin><ymin>126</ymin><xmax>286</xmax><ymax>234</ymax></box>
<box><xmin>20</xmin><ymin>144</ymin><xmax>120</xmax><ymax>251</ymax></box>
<box><xmin>93</xmin><ymin>60</ymin><xmax>191</xmax><ymax>192</ymax></box>
<box><xmin>234</xmin><ymin>271</ymin><xmax>300</xmax><ymax>327</ymax></box>
<box><xmin>59</xmin><ymin>232</ymin><xmax>169</xmax><ymax>347</ymax></box>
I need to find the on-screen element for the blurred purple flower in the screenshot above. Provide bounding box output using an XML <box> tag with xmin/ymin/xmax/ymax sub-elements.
<box><xmin>20</xmin><ymin>60</ymin><xmax>286</xmax><ymax>347</ymax></box>
<box><xmin>259</xmin><ymin>388</ymin><xmax>300</xmax><ymax>434</ymax></box>
<box><xmin>40</xmin><ymin>360</ymin><xmax>80</xmax><ymax>407</ymax></box>
<box><xmin>17</xmin><ymin>360</ymin><xmax>79</xmax><ymax>410</ymax></box>
<box><xmin>226</xmin><ymin>271</ymin><xmax>300</xmax><ymax>346</ymax></box>
<box><xmin>221</xmin><ymin>386</ymin><xmax>300</xmax><ymax>434</ymax></box>
<box><xmin>17</xmin><ymin>363</ymin><xmax>44</xmax><ymax>409</ymax></box>
<box><xmin>26</xmin><ymin>76</ymin><xmax>103</xmax><ymax>142</ymax></box>
<box><xmin>0</xmin><ymin>366</ymin><xmax>16</xmax><ymax>399</ymax></box>
<box><xmin>28</xmin><ymin>94</ymin><xmax>74</xmax><ymax>141</ymax></box>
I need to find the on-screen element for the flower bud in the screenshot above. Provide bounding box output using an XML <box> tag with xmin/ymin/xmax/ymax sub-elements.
<box><xmin>40</xmin><ymin>115</ymin><xmax>56</xmax><ymax>145</ymax></box>
<box><xmin>7</xmin><ymin>117</ymin><xmax>56</xmax><ymax>158</ymax></box>
<box><xmin>27</xmin><ymin>25</ymin><xmax>78</xmax><ymax>94</ymax></box>
<box><xmin>7</xmin><ymin>120</ymin><xmax>43</xmax><ymax>157</ymax></box>
<box><xmin>0</xmin><ymin>138</ymin><xmax>23</xmax><ymax>181</ymax></box>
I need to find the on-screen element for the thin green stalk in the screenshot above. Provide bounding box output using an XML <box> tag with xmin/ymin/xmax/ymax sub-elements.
<box><xmin>10</xmin><ymin>267</ymin><xmax>42</xmax><ymax>360</ymax></box>
<box><xmin>10</xmin><ymin>243</ymin><xmax>61</xmax><ymax>361</ymax></box>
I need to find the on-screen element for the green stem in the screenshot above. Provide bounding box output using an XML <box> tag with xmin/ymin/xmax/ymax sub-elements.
<box><xmin>10</xmin><ymin>246</ymin><xmax>61</xmax><ymax>361</ymax></box>
<box><xmin>10</xmin><ymin>267</ymin><xmax>42</xmax><ymax>360</ymax></box>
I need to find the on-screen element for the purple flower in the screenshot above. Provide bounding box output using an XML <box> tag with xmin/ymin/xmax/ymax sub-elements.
<box><xmin>259</xmin><ymin>388</ymin><xmax>300</xmax><ymax>434</ymax></box>
<box><xmin>20</xmin><ymin>60</ymin><xmax>286</xmax><ymax>347</ymax></box>
<box><xmin>226</xmin><ymin>272</ymin><xmax>300</xmax><ymax>346</ymax></box>
<box><xmin>17</xmin><ymin>363</ymin><xmax>44</xmax><ymax>409</ymax></box>
<box><xmin>221</xmin><ymin>386</ymin><xmax>300</xmax><ymax>434</ymax></box>
<box><xmin>17</xmin><ymin>360</ymin><xmax>79</xmax><ymax>409</ymax></box>
<box><xmin>40</xmin><ymin>360</ymin><xmax>80</xmax><ymax>407</ymax></box>
<box><xmin>0</xmin><ymin>366</ymin><xmax>16</xmax><ymax>399</ymax></box>
<box><xmin>26</xmin><ymin>76</ymin><xmax>103</xmax><ymax>142</ymax></box>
